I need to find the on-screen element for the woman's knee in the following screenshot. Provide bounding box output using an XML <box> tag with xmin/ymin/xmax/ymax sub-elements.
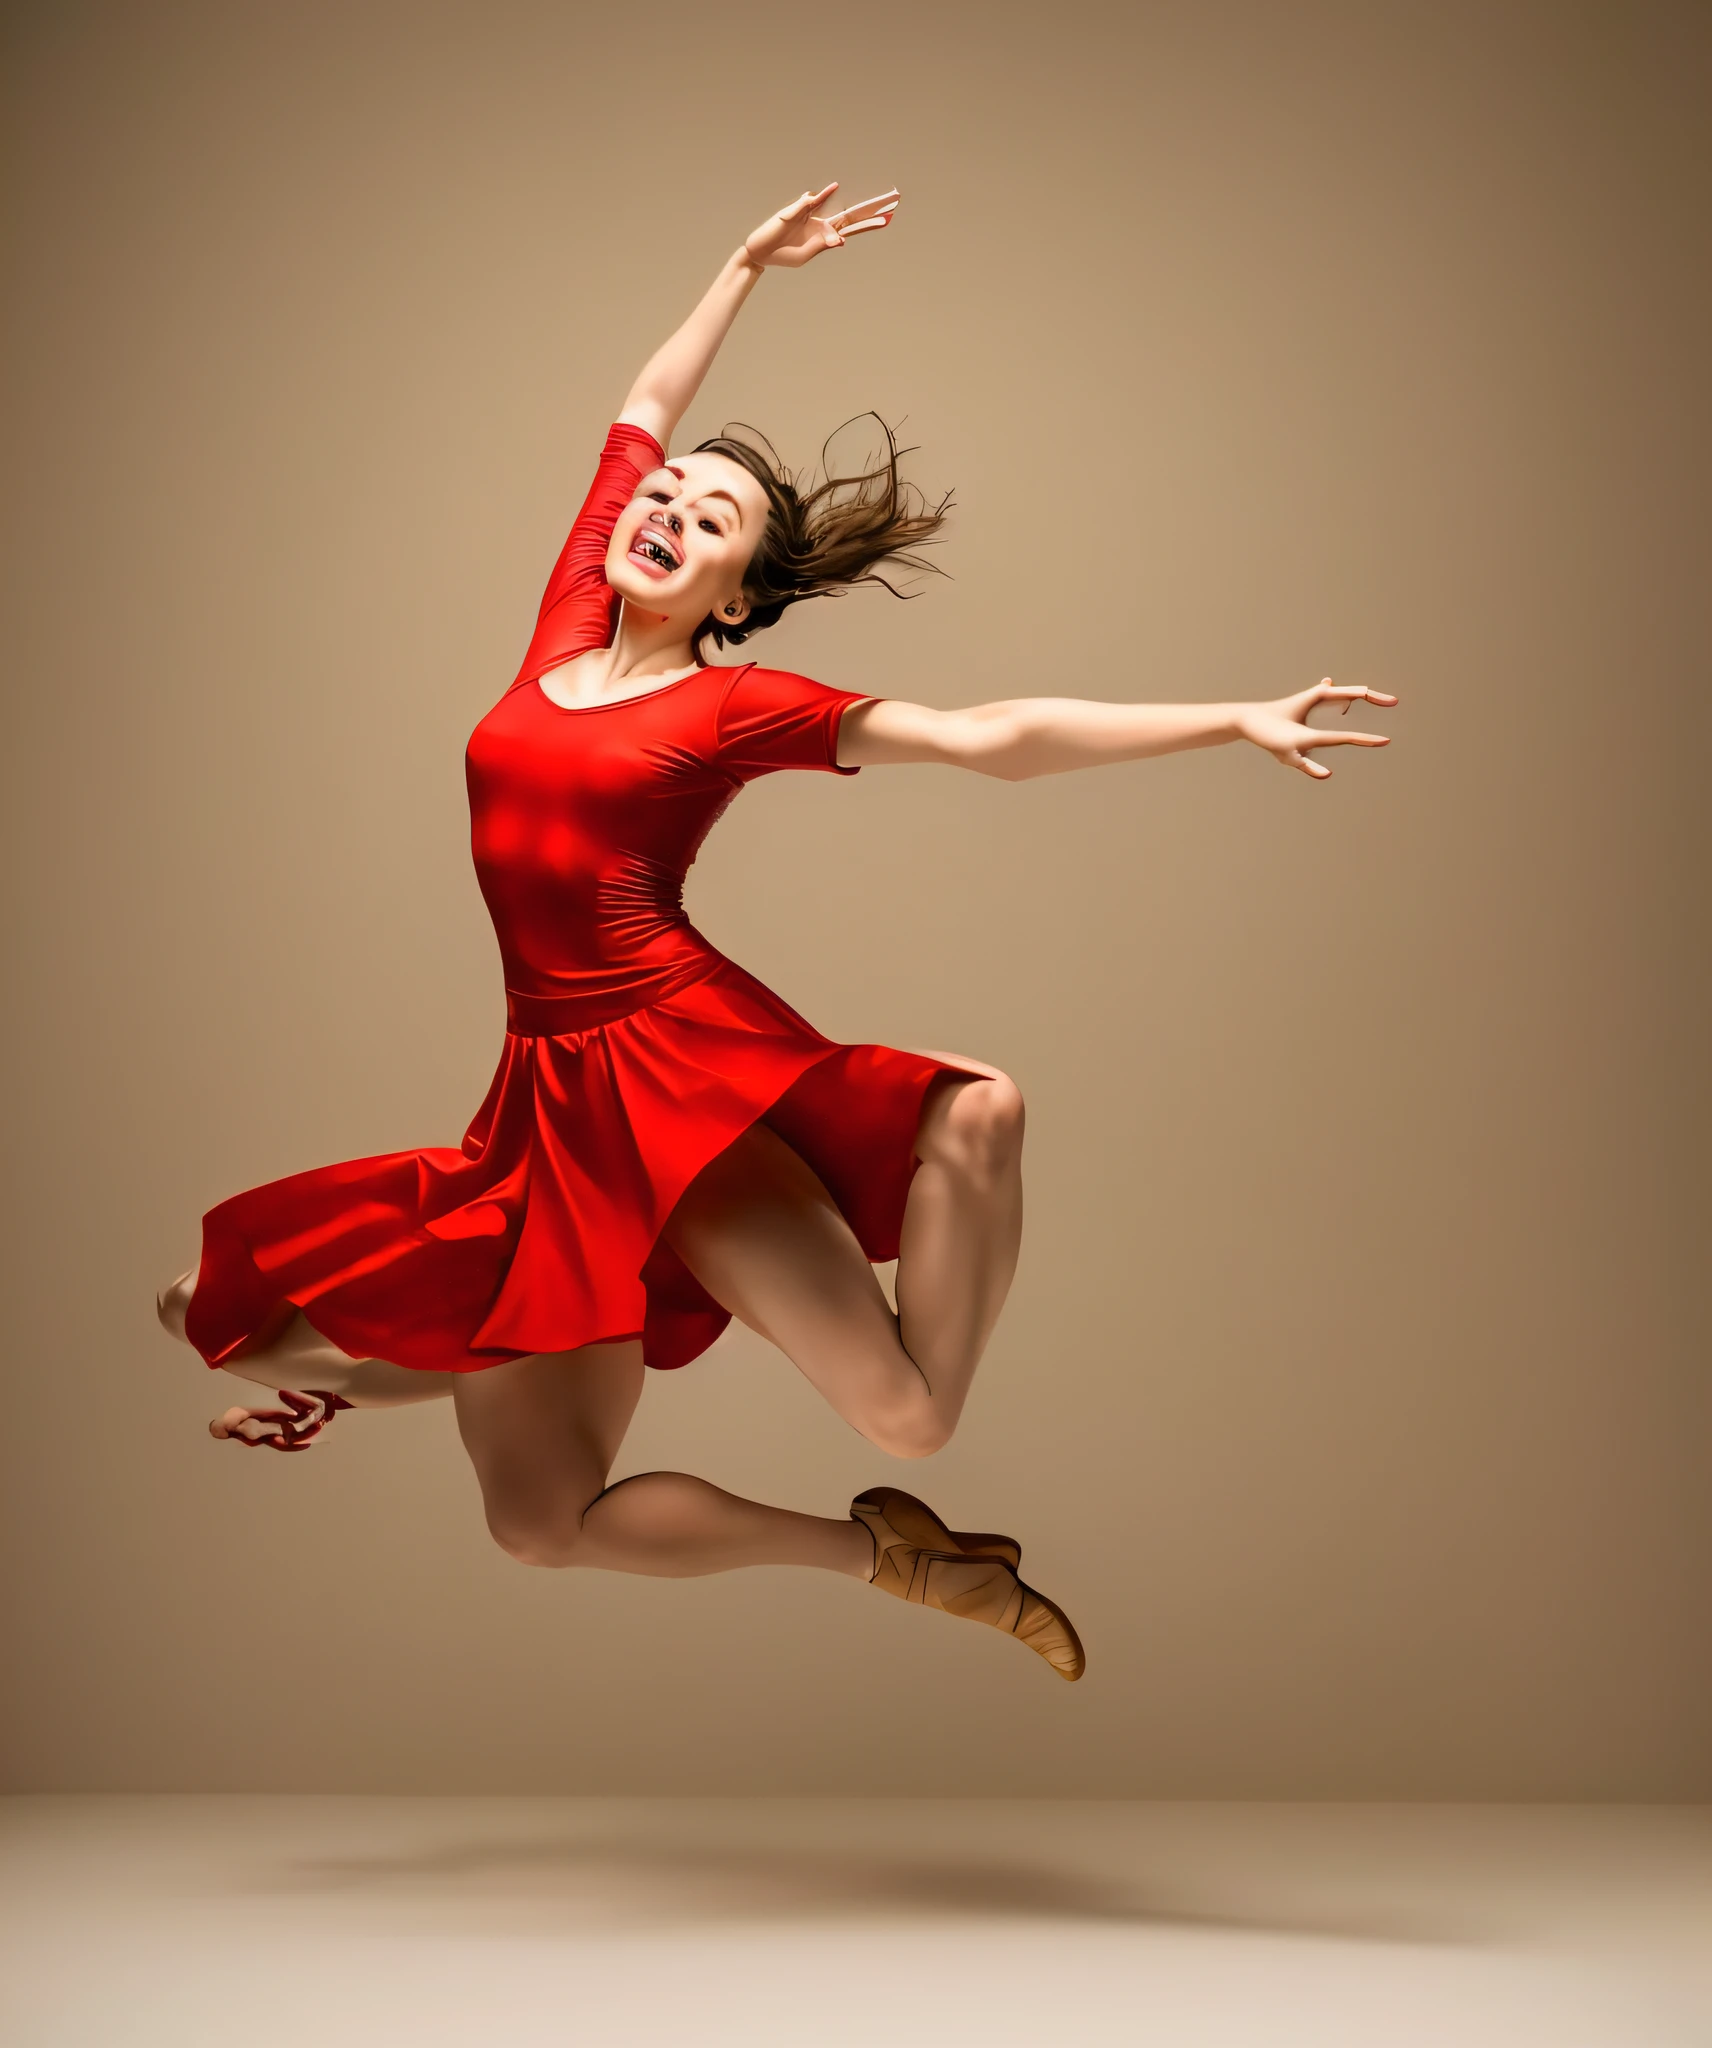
<box><xmin>863</xmin><ymin>1397</ymin><xmax>957</xmax><ymax>1461</ymax></box>
<box><xmin>156</xmin><ymin>1271</ymin><xmax>194</xmax><ymax>1344</ymax></box>
<box><xmin>486</xmin><ymin>1500</ymin><xmax>589</xmax><ymax>1570</ymax></box>
<box><xmin>918</xmin><ymin>1072</ymin><xmax>1026</xmax><ymax>1186</ymax></box>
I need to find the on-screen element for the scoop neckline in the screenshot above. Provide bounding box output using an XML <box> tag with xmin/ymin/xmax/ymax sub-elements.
<box><xmin>531</xmin><ymin>664</ymin><xmax>723</xmax><ymax>715</ymax></box>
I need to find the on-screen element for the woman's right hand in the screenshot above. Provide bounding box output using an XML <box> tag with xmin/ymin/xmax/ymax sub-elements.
<box><xmin>1234</xmin><ymin>679</ymin><xmax>1398</xmax><ymax>779</ymax></box>
<box><xmin>209</xmin><ymin>1388</ymin><xmax>345</xmax><ymax>1452</ymax></box>
<box><xmin>744</xmin><ymin>183</ymin><xmax>899</xmax><ymax>269</ymax></box>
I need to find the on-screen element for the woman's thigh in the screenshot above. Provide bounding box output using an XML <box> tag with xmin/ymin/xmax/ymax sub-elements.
<box><xmin>663</xmin><ymin>1122</ymin><xmax>943</xmax><ymax>1454</ymax></box>
<box><xmin>452</xmin><ymin>1341</ymin><xmax>645</xmax><ymax>1565</ymax></box>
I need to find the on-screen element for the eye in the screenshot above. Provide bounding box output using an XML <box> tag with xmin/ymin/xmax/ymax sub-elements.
<box><xmin>698</xmin><ymin>518</ymin><xmax>721</xmax><ymax>535</ymax></box>
<box><xmin>646</xmin><ymin>490</ymin><xmax>672</xmax><ymax>504</ymax></box>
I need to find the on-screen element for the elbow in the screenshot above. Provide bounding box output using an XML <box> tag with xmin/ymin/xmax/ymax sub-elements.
<box><xmin>950</xmin><ymin>711</ymin><xmax>1036</xmax><ymax>781</ymax></box>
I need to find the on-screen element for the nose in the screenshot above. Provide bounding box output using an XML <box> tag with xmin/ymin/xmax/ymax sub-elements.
<box><xmin>649</xmin><ymin>507</ymin><xmax>682</xmax><ymax>535</ymax></box>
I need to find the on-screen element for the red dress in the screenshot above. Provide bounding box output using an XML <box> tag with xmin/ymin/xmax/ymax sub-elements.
<box><xmin>186</xmin><ymin>423</ymin><xmax>959</xmax><ymax>1375</ymax></box>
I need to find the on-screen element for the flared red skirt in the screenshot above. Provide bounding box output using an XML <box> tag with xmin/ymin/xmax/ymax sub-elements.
<box><xmin>185</xmin><ymin>958</ymin><xmax>961</xmax><ymax>1374</ymax></box>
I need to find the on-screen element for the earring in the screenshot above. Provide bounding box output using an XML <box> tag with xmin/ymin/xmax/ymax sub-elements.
<box><xmin>724</xmin><ymin>604</ymin><xmax>740</xmax><ymax>617</ymax></box>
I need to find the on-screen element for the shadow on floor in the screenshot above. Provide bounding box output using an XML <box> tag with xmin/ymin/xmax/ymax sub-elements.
<box><xmin>254</xmin><ymin>1832</ymin><xmax>1486</xmax><ymax>1947</ymax></box>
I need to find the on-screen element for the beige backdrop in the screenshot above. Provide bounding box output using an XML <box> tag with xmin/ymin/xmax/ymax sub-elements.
<box><xmin>3</xmin><ymin>0</ymin><xmax>1706</xmax><ymax>1797</ymax></box>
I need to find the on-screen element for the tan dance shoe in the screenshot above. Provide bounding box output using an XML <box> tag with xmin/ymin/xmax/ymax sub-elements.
<box><xmin>947</xmin><ymin>1526</ymin><xmax>1022</xmax><ymax>1570</ymax></box>
<box><xmin>851</xmin><ymin>1487</ymin><xmax>1085</xmax><ymax>1682</ymax></box>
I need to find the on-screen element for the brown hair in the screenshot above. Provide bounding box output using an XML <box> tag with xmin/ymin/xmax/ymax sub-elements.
<box><xmin>691</xmin><ymin>415</ymin><xmax>952</xmax><ymax>661</ymax></box>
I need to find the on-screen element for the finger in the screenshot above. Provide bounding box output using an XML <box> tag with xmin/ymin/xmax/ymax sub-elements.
<box><xmin>211</xmin><ymin>1402</ymin><xmax>303</xmax><ymax>1448</ymax></box>
<box><xmin>783</xmin><ymin>183</ymin><xmax>838</xmax><ymax>220</ymax></box>
<box><xmin>226</xmin><ymin>1405</ymin><xmax>313</xmax><ymax>1450</ymax></box>
<box><xmin>831</xmin><ymin>190</ymin><xmax>900</xmax><ymax>225</ymax></box>
<box><xmin>1304</xmin><ymin>729</ymin><xmax>1391</xmax><ymax>748</ymax></box>
<box><xmin>287</xmin><ymin>1391</ymin><xmax>335</xmax><ymax>1434</ymax></box>
<box><xmin>836</xmin><ymin>213</ymin><xmax>895</xmax><ymax>238</ymax></box>
<box><xmin>1331</xmin><ymin>685</ymin><xmax>1399</xmax><ymax>716</ymax></box>
<box><xmin>1282</xmin><ymin>748</ymin><xmax>1332</xmax><ymax>780</ymax></box>
<box><xmin>832</xmin><ymin>203</ymin><xmax>900</xmax><ymax>231</ymax></box>
<box><xmin>215</xmin><ymin>1403</ymin><xmax>288</xmax><ymax>1432</ymax></box>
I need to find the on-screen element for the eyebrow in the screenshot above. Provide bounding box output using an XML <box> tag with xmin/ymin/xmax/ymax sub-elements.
<box><xmin>647</xmin><ymin>467</ymin><xmax>744</xmax><ymax>524</ymax></box>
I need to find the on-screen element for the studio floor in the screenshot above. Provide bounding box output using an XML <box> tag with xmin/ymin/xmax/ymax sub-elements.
<box><xmin>1</xmin><ymin>1797</ymin><xmax>1707</xmax><ymax>2046</ymax></box>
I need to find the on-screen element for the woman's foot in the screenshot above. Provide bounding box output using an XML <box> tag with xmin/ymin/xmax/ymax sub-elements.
<box><xmin>850</xmin><ymin>1487</ymin><xmax>1084</xmax><ymax>1681</ymax></box>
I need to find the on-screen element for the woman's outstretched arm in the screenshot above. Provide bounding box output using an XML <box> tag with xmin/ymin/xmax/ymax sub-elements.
<box><xmin>616</xmin><ymin>183</ymin><xmax>899</xmax><ymax>451</ymax></box>
<box><xmin>839</xmin><ymin>680</ymin><xmax>1398</xmax><ymax>783</ymax></box>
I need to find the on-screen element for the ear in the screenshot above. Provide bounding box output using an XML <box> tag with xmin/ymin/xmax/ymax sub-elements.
<box><xmin>719</xmin><ymin>593</ymin><xmax>751</xmax><ymax>626</ymax></box>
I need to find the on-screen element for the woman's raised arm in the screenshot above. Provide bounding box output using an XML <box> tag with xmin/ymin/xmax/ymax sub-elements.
<box><xmin>616</xmin><ymin>183</ymin><xmax>900</xmax><ymax>451</ymax></box>
<box><xmin>840</xmin><ymin>682</ymin><xmax>1398</xmax><ymax>782</ymax></box>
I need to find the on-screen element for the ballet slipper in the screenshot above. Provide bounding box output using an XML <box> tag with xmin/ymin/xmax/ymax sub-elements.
<box><xmin>850</xmin><ymin>1487</ymin><xmax>1085</xmax><ymax>1682</ymax></box>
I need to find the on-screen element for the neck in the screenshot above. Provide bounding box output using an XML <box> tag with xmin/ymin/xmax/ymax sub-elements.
<box><xmin>603</xmin><ymin>602</ymin><xmax>702</xmax><ymax>684</ymax></box>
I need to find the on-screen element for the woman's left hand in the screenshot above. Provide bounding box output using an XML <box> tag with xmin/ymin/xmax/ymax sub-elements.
<box><xmin>1236</xmin><ymin>679</ymin><xmax>1398</xmax><ymax>779</ymax></box>
<box><xmin>208</xmin><ymin>1388</ymin><xmax>347</xmax><ymax>1451</ymax></box>
<box><xmin>744</xmin><ymin>183</ymin><xmax>899</xmax><ymax>269</ymax></box>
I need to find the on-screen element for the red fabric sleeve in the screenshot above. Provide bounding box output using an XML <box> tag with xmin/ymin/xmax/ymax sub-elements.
<box><xmin>508</xmin><ymin>422</ymin><xmax>665</xmax><ymax>693</ymax></box>
<box><xmin>713</xmin><ymin>665</ymin><xmax>873</xmax><ymax>782</ymax></box>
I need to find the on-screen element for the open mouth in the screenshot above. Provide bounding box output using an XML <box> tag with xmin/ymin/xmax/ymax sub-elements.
<box><xmin>628</xmin><ymin>525</ymin><xmax>683</xmax><ymax>578</ymax></box>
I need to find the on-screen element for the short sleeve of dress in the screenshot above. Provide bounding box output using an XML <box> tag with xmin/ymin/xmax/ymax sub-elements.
<box><xmin>507</xmin><ymin>422</ymin><xmax>665</xmax><ymax>694</ymax></box>
<box><xmin>713</xmin><ymin>665</ymin><xmax>873</xmax><ymax>783</ymax></box>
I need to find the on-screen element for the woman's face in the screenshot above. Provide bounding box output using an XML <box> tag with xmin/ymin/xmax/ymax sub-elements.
<box><xmin>605</xmin><ymin>453</ymin><xmax>770</xmax><ymax>630</ymax></box>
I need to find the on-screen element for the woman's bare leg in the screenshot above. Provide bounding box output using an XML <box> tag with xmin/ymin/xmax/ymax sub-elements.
<box><xmin>157</xmin><ymin>1254</ymin><xmax>1074</xmax><ymax>1661</ymax></box>
<box><xmin>452</xmin><ymin>1344</ymin><xmax>871</xmax><ymax>1578</ymax></box>
<box><xmin>894</xmin><ymin>1058</ymin><xmax>1025</xmax><ymax>1419</ymax></box>
<box><xmin>159</xmin><ymin>1270</ymin><xmax>865</xmax><ymax>1568</ymax></box>
<box><xmin>156</xmin><ymin>1270</ymin><xmax>453</xmax><ymax>1425</ymax></box>
<box><xmin>662</xmin><ymin>1064</ymin><xmax>1024</xmax><ymax>1457</ymax></box>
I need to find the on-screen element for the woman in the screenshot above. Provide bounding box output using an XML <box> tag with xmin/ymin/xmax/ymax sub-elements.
<box><xmin>158</xmin><ymin>183</ymin><xmax>1395</xmax><ymax>1683</ymax></box>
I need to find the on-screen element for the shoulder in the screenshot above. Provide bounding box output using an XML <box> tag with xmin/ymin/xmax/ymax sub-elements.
<box><xmin>709</xmin><ymin>664</ymin><xmax>873</xmax><ymax>779</ymax></box>
<box><xmin>716</xmin><ymin>664</ymin><xmax>869</xmax><ymax>712</ymax></box>
<box><xmin>607</xmin><ymin>417</ymin><xmax>666</xmax><ymax>469</ymax></box>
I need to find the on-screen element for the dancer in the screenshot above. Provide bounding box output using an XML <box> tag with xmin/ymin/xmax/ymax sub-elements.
<box><xmin>158</xmin><ymin>184</ymin><xmax>1395</xmax><ymax>1682</ymax></box>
